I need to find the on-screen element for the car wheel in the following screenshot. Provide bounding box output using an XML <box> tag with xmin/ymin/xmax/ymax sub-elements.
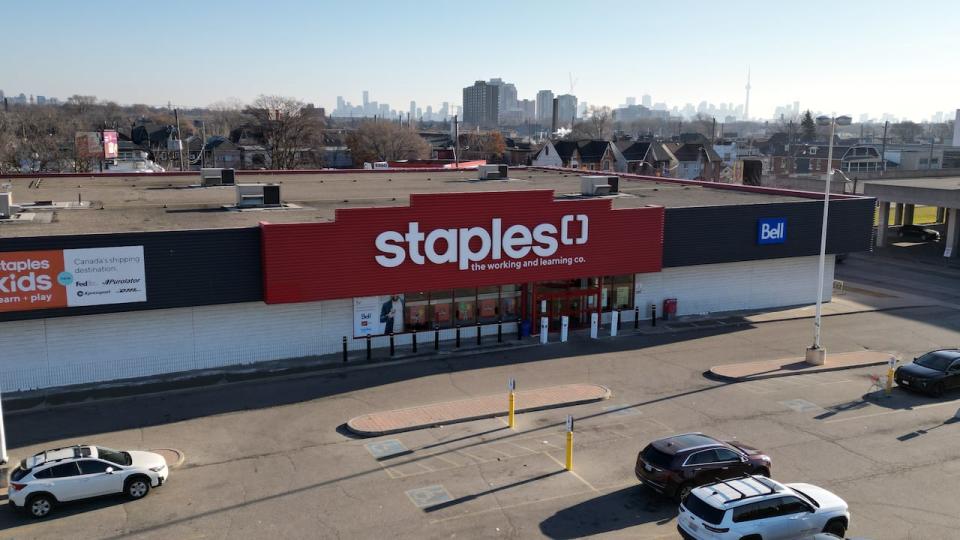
<box><xmin>752</xmin><ymin>466</ymin><xmax>771</xmax><ymax>477</ymax></box>
<box><xmin>125</xmin><ymin>476</ymin><xmax>151</xmax><ymax>500</ymax></box>
<box><xmin>27</xmin><ymin>494</ymin><xmax>55</xmax><ymax>519</ymax></box>
<box><xmin>823</xmin><ymin>518</ymin><xmax>847</xmax><ymax>537</ymax></box>
<box><xmin>930</xmin><ymin>382</ymin><xmax>945</xmax><ymax>398</ymax></box>
<box><xmin>676</xmin><ymin>483</ymin><xmax>694</xmax><ymax>502</ymax></box>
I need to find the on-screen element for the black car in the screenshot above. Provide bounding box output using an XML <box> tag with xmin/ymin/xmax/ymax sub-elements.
<box><xmin>635</xmin><ymin>432</ymin><xmax>772</xmax><ymax>501</ymax></box>
<box><xmin>895</xmin><ymin>349</ymin><xmax>960</xmax><ymax>397</ymax></box>
<box><xmin>896</xmin><ymin>224</ymin><xmax>941</xmax><ymax>242</ymax></box>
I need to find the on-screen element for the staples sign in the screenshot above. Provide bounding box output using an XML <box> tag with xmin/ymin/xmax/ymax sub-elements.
<box><xmin>0</xmin><ymin>246</ymin><xmax>147</xmax><ymax>313</ymax></box>
<box><xmin>374</xmin><ymin>214</ymin><xmax>588</xmax><ymax>271</ymax></box>
<box><xmin>261</xmin><ymin>190</ymin><xmax>664</xmax><ymax>303</ymax></box>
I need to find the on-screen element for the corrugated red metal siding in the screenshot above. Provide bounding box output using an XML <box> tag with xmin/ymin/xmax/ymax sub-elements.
<box><xmin>261</xmin><ymin>190</ymin><xmax>664</xmax><ymax>303</ymax></box>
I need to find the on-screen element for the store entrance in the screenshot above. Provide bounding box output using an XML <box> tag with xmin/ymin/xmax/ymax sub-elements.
<box><xmin>534</xmin><ymin>286</ymin><xmax>600</xmax><ymax>333</ymax></box>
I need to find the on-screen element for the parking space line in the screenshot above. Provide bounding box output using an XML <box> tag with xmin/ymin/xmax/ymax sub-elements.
<box><xmin>489</xmin><ymin>446</ymin><xmax>517</xmax><ymax>458</ymax></box>
<box><xmin>433</xmin><ymin>454</ymin><xmax>461</xmax><ymax>467</ymax></box>
<box><xmin>541</xmin><ymin>452</ymin><xmax>598</xmax><ymax>492</ymax></box>
<box><xmin>457</xmin><ymin>448</ymin><xmax>492</xmax><ymax>463</ymax></box>
<box><xmin>427</xmin><ymin>488</ymin><xmax>595</xmax><ymax>524</ymax></box>
<box><xmin>823</xmin><ymin>399</ymin><xmax>960</xmax><ymax>424</ymax></box>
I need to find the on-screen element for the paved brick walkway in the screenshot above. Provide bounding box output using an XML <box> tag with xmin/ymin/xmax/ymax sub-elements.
<box><xmin>709</xmin><ymin>350</ymin><xmax>894</xmax><ymax>381</ymax></box>
<box><xmin>346</xmin><ymin>383</ymin><xmax>610</xmax><ymax>437</ymax></box>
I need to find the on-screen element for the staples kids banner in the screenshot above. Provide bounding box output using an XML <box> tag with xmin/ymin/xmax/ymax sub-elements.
<box><xmin>261</xmin><ymin>190</ymin><xmax>664</xmax><ymax>303</ymax></box>
<box><xmin>0</xmin><ymin>246</ymin><xmax>147</xmax><ymax>313</ymax></box>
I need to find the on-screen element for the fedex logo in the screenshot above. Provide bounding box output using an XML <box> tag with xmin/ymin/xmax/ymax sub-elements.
<box><xmin>375</xmin><ymin>215</ymin><xmax>589</xmax><ymax>270</ymax></box>
<box><xmin>758</xmin><ymin>218</ymin><xmax>786</xmax><ymax>244</ymax></box>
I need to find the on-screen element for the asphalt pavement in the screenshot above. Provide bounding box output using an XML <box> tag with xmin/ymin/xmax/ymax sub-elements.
<box><xmin>2</xmin><ymin>268</ymin><xmax>960</xmax><ymax>539</ymax></box>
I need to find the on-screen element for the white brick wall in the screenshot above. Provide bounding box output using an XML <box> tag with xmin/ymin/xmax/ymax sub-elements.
<box><xmin>0</xmin><ymin>256</ymin><xmax>834</xmax><ymax>392</ymax></box>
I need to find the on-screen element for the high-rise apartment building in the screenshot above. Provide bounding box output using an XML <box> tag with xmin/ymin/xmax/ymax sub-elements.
<box><xmin>556</xmin><ymin>94</ymin><xmax>578</xmax><ymax>127</ymax></box>
<box><xmin>536</xmin><ymin>90</ymin><xmax>554</xmax><ymax>124</ymax></box>
<box><xmin>462</xmin><ymin>81</ymin><xmax>500</xmax><ymax>128</ymax></box>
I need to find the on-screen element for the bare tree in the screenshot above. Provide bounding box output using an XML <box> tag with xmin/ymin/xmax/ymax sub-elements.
<box><xmin>244</xmin><ymin>95</ymin><xmax>324</xmax><ymax>169</ymax></box>
<box><xmin>346</xmin><ymin>121</ymin><xmax>431</xmax><ymax>164</ymax></box>
<box><xmin>891</xmin><ymin>121</ymin><xmax>922</xmax><ymax>143</ymax></box>
<box><xmin>207</xmin><ymin>98</ymin><xmax>247</xmax><ymax>136</ymax></box>
<box><xmin>568</xmin><ymin>106</ymin><xmax>612</xmax><ymax>140</ymax></box>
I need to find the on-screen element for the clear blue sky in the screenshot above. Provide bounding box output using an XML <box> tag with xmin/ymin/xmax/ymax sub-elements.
<box><xmin>3</xmin><ymin>0</ymin><xmax>957</xmax><ymax>121</ymax></box>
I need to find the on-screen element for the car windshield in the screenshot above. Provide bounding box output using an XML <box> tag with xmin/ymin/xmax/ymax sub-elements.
<box><xmin>683</xmin><ymin>493</ymin><xmax>726</xmax><ymax>525</ymax></box>
<box><xmin>915</xmin><ymin>352</ymin><xmax>955</xmax><ymax>372</ymax></box>
<box><xmin>790</xmin><ymin>487</ymin><xmax>820</xmax><ymax>508</ymax></box>
<box><xmin>641</xmin><ymin>445</ymin><xmax>674</xmax><ymax>469</ymax></box>
<box><xmin>97</xmin><ymin>447</ymin><xmax>132</xmax><ymax>466</ymax></box>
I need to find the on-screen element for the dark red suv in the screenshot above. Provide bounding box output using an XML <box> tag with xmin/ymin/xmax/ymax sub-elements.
<box><xmin>635</xmin><ymin>433</ymin><xmax>772</xmax><ymax>501</ymax></box>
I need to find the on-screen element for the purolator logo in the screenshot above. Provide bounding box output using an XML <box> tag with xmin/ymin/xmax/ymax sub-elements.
<box><xmin>375</xmin><ymin>214</ymin><xmax>589</xmax><ymax>270</ymax></box>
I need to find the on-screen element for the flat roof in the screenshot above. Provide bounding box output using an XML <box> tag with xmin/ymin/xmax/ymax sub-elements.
<box><xmin>863</xmin><ymin>175</ymin><xmax>960</xmax><ymax>207</ymax></box>
<box><xmin>0</xmin><ymin>169</ymin><xmax>814</xmax><ymax>238</ymax></box>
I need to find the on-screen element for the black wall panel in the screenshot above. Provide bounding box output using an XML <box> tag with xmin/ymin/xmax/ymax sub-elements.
<box><xmin>663</xmin><ymin>198</ymin><xmax>875</xmax><ymax>267</ymax></box>
<box><xmin>0</xmin><ymin>228</ymin><xmax>263</xmax><ymax>322</ymax></box>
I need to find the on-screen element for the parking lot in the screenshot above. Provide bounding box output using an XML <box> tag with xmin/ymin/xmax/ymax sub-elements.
<box><xmin>2</xmin><ymin>302</ymin><xmax>960</xmax><ymax>539</ymax></box>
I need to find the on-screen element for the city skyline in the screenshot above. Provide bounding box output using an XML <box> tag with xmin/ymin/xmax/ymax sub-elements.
<box><xmin>2</xmin><ymin>0</ymin><xmax>958</xmax><ymax>122</ymax></box>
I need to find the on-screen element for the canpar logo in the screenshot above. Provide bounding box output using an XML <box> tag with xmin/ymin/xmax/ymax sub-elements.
<box><xmin>375</xmin><ymin>215</ymin><xmax>589</xmax><ymax>270</ymax></box>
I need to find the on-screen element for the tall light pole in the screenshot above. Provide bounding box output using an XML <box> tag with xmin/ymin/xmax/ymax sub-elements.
<box><xmin>806</xmin><ymin>114</ymin><xmax>852</xmax><ymax>365</ymax></box>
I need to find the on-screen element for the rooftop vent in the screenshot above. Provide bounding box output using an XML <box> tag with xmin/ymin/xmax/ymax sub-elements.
<box><xmin>580</xmin><ymin>175</ymin><xmax>619</xmax><ymax>196</ymax></box>
<box><xmin>478</xmin><ymin>164</ymin><xmax>508</xmax><ymax>180</ymax></box>
<box><xmin>236</xmin><ymin>183</ymin><xmax>281</xmax><ymax>208</ymax></box>
<box><xmin>0</xmin><ymin>192</ymin><xmax>12</xmax><ymax>218</ymax></box>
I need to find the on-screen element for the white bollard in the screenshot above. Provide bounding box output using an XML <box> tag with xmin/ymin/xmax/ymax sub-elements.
<box><xmin>610</xmin><ymin>310</ymin><xmax>619</xmax><ymax>337</ymax></box>
<box><xmin>590</xmin><ymin>312</ymin><xmax>599</xmax><ymax>339</ymax></box>
<box><xmin>540</xmin><ymin>316</ymin><xmax>549</xmax><ymax>344</ymax></box>
<box><xmin>560</xmin><ymin>316</ymin><xmax>569</xmax><ymax>342</ymax></box>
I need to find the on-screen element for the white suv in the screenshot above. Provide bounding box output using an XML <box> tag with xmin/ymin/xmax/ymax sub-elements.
<box><xmin>677</xmin><ymin>475</ymin><xmax>849</xmax><ymax>540</ymax></box>
<box><xmin>7</xmin><ymin>444</ymin><xmax>169</xmax><ymax>518</ymax></box>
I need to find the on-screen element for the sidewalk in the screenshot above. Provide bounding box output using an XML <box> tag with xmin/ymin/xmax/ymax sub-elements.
<box><xmin>708</xmin><ymin>350</ymin><xmax>894</xmax><ymax>382</ymax></box>
<box><xmin>346</xmin><ymin>383</ymin><xmax>610</xmax><ymax>437</ymax></box>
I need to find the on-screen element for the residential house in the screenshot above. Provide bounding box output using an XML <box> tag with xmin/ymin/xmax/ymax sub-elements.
<box><xmin>771</xmin><ymin>143</ymin><xmax>884</xmax><ymax>176</ymax></box>
<box><xmin>614</xmin><ymin>140</ymin><xmax>677</xmax><ymax>175</ymax></box>
<box><xmin>531</xmin><ymin>140</ymin><xmax>617</xmax><ymax>171</ymax></box>
<box><xmin>665</xmin><ymin>142</ymin><xmax>722</xmax><ymax>180</ymax></box>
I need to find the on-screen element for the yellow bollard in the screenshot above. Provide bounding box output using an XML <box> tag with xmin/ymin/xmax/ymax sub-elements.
<box><xmin>508</xmin><ymin>391</ymin><xmax>516</xmax><ymax>430</ymax></box>
<box><xmin>885</xmin><ymin>358</ymin><xmax>896</xmax><ymax>396</ymax></box>
<box><xmin>565</xmin><ymin>430</ymin><xmax>574</xmax><ymax>471</ymax></box>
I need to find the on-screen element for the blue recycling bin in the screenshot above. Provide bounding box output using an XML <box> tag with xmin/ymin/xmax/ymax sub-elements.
<box><xmin>520</xmin><ymin>319</ymin><xmax>532</xmax><ymax>337</ymax></box>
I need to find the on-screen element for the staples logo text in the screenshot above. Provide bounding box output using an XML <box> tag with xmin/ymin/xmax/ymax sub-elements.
<box><xmin>375</xmin><ymin>215</ymin><xmax>589</xmax><ymax>270</ymax></box>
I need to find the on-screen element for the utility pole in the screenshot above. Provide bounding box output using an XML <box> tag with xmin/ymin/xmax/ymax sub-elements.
<box><xmin>453</xmin><ymin>115</ymin><xmax>459</xmax><ymax>168</ymax></box>
<box><xmin>174</xmin><ymin>108</ymin><xmax>185</xmax><ymax>172</ymax></box>
<box><xmin>881</xmin><ymin>121</ymin><xmax>889</xmax><ymax>173</ymax></box>
<box><xmin>0</xmin><ymin>387</ymin><xmax>8</xmax><ymax>467</ymax></box>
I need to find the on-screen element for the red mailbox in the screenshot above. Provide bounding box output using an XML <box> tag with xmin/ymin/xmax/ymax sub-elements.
<box><xmin>663</xmin><ymin>298</ymin><xmax>678</xmax><ymax>320</ymax></box>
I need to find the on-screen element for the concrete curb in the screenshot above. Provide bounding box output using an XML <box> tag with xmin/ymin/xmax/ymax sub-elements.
<box><xmin>151</xmin><ymin>448</ymin><xmax>186</xmax><ymax>469</ymax></box>
<box><xmin>346</xmin><ymin>385</ymin><xmax>611</xmax><ymax>437</ymax></box>
<box><xmin>705</xmin><ymin>360</ymin><xmax>891</xmax><ymax>383</ymax></box>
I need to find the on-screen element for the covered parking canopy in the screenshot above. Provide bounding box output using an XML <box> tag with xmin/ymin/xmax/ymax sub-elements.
<box><xmin>863</xmin><ymin>176</ymin><xmax>960</xmax><ymax>257</ymax></box>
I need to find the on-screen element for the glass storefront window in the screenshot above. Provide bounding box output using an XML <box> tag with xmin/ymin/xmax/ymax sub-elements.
<box><xmin>478</xmin><ymin>286</ymin><xmax>500</xmax><ymax>323</ymax></box>
<box><xmin>454</xmin><ymin>287</ymin><xmax>477</xmax><ymax>325</ymax></box>
<box><xmin>602</xmin><ymin>275</ymin><xmax>635</xmax><ymax>310</ymax></box>
<box><xmin>405</xmin><ymin>291</ymin><xmax>431</xmax><ymax>331</ymax></box>
<box><xmin>500</xmin><ymin>285</ymin><xmax>521</xmax><ymax>321</ymax></box>
<box><xmin>430</xmin><ymin>290</ymin><xmax>454</xmax><ymax>328</ymax></box>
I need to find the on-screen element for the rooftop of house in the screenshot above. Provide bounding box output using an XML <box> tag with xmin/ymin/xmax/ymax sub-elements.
<box><xmin>0</xmin><ymin>168</ymin><xmax>818</xmax><ymax>238</ymax></box>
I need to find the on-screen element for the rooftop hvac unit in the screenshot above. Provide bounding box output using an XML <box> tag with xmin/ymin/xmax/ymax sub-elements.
<box><xmin>201</xmin><ymin>168</ymin><xmax>224</xmax><ymax>186</ymax></box>
<box><xmin>200</xmin><ymin>168</ymin><xmax>236</xmax><ymax>186</ymax></box>
<box><xmin>0</xmin><ymin>192</ymin><xmax>11</xmax><ymax>218</ymax></box>
<box><xmin>580</xmin><ymin>175</ymin><xmax>619</xmax><ymax>196</ymax></box>
<box><xmin>236</xmin><ymin>183</ymin><xmax>281</xmax><ymax>208</ymax></box>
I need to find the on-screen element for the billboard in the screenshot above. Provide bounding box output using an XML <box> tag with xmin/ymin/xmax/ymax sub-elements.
<box><xmin>74</xmin><ymin>132</ymin><xmax>102</xmax><ymax>160</ymax></box>
<box><xmin>261</xmin><ymin>190</ymin><xmax>664</xmax><ymax>303</ymax></box>
<box><xmin>103</xmin><ymin>130</ymin><xmax>119</xmax><ymax>159</ymax></box>
<box><xmin>353</xmin><ymin>294</ymin><xmax>405</xmax><ymax>337</ymax></box>
<box><xmin>0</xmin><ymin>246</ymin><xmax>147</xmax><ymax>313</ymax></box>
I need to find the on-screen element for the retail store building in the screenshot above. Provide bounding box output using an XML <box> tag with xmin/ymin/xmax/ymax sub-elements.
<box><xmin>0</xmin><ymin>168</ymin><xmax>874</xmax><ymax>392</ymax></box>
